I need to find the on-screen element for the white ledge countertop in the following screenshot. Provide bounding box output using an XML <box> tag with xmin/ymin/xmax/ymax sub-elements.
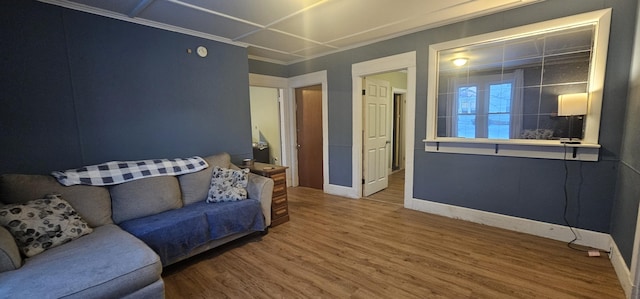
<box><xmin>423</xmin><ymin>138</ymin><xmax>601</xmax><ymax>161</ymax></box>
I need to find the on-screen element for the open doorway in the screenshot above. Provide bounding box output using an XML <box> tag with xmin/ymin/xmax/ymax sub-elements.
<box><xmin>350</xmin><ymin>52</ymin><xmax>417</xmax><ymax>206</ymax></box>
<box><xmin>249</xmin><ymin>86</ymin><xmax>282</xmax><ymax>165</ymax></box>
<box><xmin>249</xmin><ymin>73</ymin><xmax>329</xmax><ymax>190</ymax></box>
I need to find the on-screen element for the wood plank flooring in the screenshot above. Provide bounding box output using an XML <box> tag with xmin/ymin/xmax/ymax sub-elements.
<box><xmin>163</xmin><ymin>187</ymin><xmax>625</xmax><ymax>298</ymax></box>
<box><xmin>364</xmin><ymin>170</ymin><xmax>405</xmax><ymax>205</ymax></box>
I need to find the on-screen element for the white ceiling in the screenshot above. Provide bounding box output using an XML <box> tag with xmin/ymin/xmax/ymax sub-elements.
<box><xmin>41</xmin><ymin>0</ymin><xmax>543</xmax><ymax>65</ymax></box>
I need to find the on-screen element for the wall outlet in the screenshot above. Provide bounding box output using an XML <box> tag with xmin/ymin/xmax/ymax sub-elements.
<box><xmin>608</xmin><ymin>246</ymin><xmax>613</xmax><ymax>259</ymax></box>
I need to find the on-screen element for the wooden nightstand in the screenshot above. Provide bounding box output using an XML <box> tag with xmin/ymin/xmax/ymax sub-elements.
<box><xmin>247</xmin><ymin>162</ymin><xmax>289</xmax><ymax>227</ymax></box>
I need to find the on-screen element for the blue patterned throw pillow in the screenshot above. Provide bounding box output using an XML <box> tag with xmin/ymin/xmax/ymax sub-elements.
<box><xmin>0</xmin><ymin>194</ymin><xmax>93</xmax><ymax>257</ymax></box>
<box><xmin>206</xmin><ymin>166</ymin><xmax>249</xmax><ymax>203</ymax></box>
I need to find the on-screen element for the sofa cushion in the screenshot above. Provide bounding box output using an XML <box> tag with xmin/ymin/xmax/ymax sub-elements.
<box><xmin>201</xmin><ymin>199</ymin><xmax>264</xmax><ymax>239</ymax></box>
<box><xmin>0</xmin><ymin>226</ymin><xmax>21</xmax><ymax>272</ymax></box>
<box><xmin>120</xmin><ymin>199</ymin><xmax>264</xmax><ymax>266</ymax></box>
<box><xmin>0</xmin><ymin>224</ymin><xmax>162</xmax><ymax>298</ymax></box>
<box><xmin>178</xmin><ymin>152</ymin><xmax>232</xmax><ymax>206</ymax></box>
<box><xmin>119</xmin><ymin>204</ymin><xmax>210</xmax><ymax>266</ymax></box>
<box><xmin>0</xmin><ymin>194</ymin><xmax>93</xmax><ymax>257</ymax></box>
<box><xmin>0</xmin><ymin>174</ymin><xmax>112</xmax><ymax>227</ymax></box>
<box><xmin>206</xmin><ymin>167</ymin><xmax>249</xmax><ymax>203</ymax></box>
<box><xmin>110</xmin><ymin>176</ymin><xmax>182</xmax><ymax>224</ymax></box>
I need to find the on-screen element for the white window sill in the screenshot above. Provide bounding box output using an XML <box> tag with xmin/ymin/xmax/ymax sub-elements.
<box><xmin>423</xmin><ymin>138</ymin><xmax>600</xmax><ymax>161</ymax></box>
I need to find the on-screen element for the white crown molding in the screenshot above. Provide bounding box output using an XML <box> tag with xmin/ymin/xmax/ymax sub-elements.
<box><xmin>41</xmin><ymin>0</ymin><xmax>544</xmax><ymax>66</ymax></box>
<box><xmin>248</xmin><ymin>55</ymin><xmax>293</xmax><ymax>65</ymax></box>
<box><xmin>38</xmin><ymin>0</ymin><xmax>248</xmax><ymax>48</ymax></box>
<box><xmin>281</xmin><ymin>0</ymin><xmax>544</xmax><ymax>65</ymax></box>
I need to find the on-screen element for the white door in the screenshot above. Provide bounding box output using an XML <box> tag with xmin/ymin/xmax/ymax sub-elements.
<box><xmin>363</xmin><ymin>78</ymin><xmax>391</xmax><ymax>196</ymax></box>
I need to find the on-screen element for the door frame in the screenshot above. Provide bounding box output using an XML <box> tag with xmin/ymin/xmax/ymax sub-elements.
<box><xmin>391</xmin><ymin>87</ymin><xmax>407</xmax><ymax>173</ymax></box>
<box><xmin>288</xmin><ymin>71</ymin><xmax>328</xmax><ymax>189</ymax></box>
<box><xmin>249</xmin><ymin>73</ymin><xmax>290</xmax><ymax>185</ymax></box>
<box><xmin>351</xmin><ymin>52</ymin><xmax>416</xmax><ymax>205</ymax></box>
<box><xmin>249</xmin><ymin>72</ymin><xmax>328</xmax><ymax>189</ymax></box>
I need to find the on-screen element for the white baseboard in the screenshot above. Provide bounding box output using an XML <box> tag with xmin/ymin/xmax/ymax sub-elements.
<box><xmin>325</xmin><ymin>184</ymin><xmax>359</xmax><ymax>199</ymax></box>
<box><xmin>407</xmin><ymin>198</ymin><xmax>611</xmax><ymax>250</ymax></box>
<box><xmin>610</xmin><ymin>237</ymin><xmax>633</xmax><ymax>298</ymax></box>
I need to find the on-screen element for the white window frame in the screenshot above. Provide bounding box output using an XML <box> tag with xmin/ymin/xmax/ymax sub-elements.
<box><xmin>448</xmin><ymin>72</ymin><xmax>519</xmax><ymax>139</ymax></box>
<box><xmin>425</xmin><ymin>9</ymin><xmax>611</xmax><ymax>161</ymax></box>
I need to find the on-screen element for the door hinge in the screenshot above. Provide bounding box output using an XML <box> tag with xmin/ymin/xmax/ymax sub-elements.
<box><xmin>362</xmin><ymin>89</ymin><xmax>366</xmax><ymax>95</ymax></box>
<box><xmin>362</xmin><ymin>178</ymin><xmax>365</xmax><ymax>184</ymax></box>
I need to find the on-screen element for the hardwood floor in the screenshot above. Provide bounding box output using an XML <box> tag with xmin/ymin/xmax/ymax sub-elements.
<box><xmin>163</xmin><ymin>187</ymin><xmax>625</xmax><ymax>298</ymax></box>
<box><xmin>364</xmin><ymin>169</ymin><xmax>405</xmax><ymax>205</ymax></box>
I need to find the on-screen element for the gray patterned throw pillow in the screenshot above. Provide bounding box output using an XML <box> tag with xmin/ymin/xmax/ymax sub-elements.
<box><xmin>0</xmin><ymin>194</ymin><xmax>93</xmax><ymax>257</ymax></box>
<box><xmin>206</xmin><ymin>166</ymin><xmax>249</xmax><ymax>203</ymax></box>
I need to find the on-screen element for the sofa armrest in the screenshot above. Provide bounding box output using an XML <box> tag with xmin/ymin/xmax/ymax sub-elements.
<box><xmin>246</xmin><ymin>173</ymin><xmax>274</xmax><ymax>226</ymax></box>
<box><xmin>0</xmin><ymin>226</ymin><xmax>22</xmax><ymax>273</ymax></box>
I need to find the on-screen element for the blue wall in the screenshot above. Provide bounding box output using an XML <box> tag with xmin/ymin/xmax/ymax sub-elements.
<box><xmin>611</xmin><ymin>165</ymin><xmax>640</xmax><ymax>267</ymax></box>
<box><xmin>610</xmin><ymin>3</ymin><xmax>640</xmax><ymax>267</ymax></box>
<box><xmin>1</xmin><ymin>1</ymin><xmax>254</xmax><ymax>174</ymax></box>
<box><xmin>250</xmin><ymin>0</ymin><xmax>638</xmax><ymax>233</ymax></box>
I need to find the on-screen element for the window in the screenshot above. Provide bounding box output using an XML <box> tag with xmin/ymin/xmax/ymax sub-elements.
<box><xmin>456</xmin><ymin>85</ymin><xmax>477</xmax><ymax>138</ymax></box>
<box><xmin>425</xmin><ymin>9</ymin><xmax>611</xmax><ymax>161</ymax></box>
<box><xmin>449</xmin><ymin>73</ymin><xmax>520</xmax><ymax>139</ymax></box>
<box><xmin>487</xmin><ymin>83</ymin><xmax>512</xmax><ymax>139</ymax></box>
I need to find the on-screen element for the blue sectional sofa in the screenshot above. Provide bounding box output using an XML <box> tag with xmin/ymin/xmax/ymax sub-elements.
<box><xmin>0</xmin><ymin>152</ymin><xmax>274</xmax><ymax>298</ymax></box>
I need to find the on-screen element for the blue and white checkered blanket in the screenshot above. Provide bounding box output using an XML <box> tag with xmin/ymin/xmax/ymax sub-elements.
<box><xmin>52</xmin><ymin>156</ymin><xmax>208</xmax><ymax>186</ymax></box>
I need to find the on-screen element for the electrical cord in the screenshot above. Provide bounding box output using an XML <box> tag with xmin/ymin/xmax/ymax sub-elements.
<box><xmin>577</xmin><ymin>159</ymin><xmax>583</xmax><ymax>227</ymax></box>
<box><xmin>562</xmin><ymin>144</ymin><xmax>583</xmax><ymax>251</ymax></box>
<box><xmin>562</xmin><ymin>144</ymin><xmax>610</xmax><ymax>255</ymax></box>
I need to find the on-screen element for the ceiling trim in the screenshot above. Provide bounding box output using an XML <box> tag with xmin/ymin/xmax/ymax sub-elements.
<box><xmin>39</xmin><ymin>0</ymin><xmax>545</xmax><ymax>66</ymax></box>
<box><xmin>278</xmin><ymin>0</ymin><xmax>544</xmax><ymax>65</ymax></box>
<box><xmin>233</xmin><ymin>0</ymin><xmax>331</xmax><ymax>42</ymax></box>
<box><xmin>248</xmin><ymin>54</ymin><xmax>290</xmax><ymax>65</ymax></box>
<box><xmin>264</xmin><ymin>28</ymin><xmax>327</xmax><ymax>46</ymax></box>
<box><xmin>38</xmin><ymin>0</ymin><xmax>249</xmax><ymax>48</ymax></box>
<box><xmin>168</xmin><ymin>0</ymin><xmax>265</xmax><ymax>29</ymax></box>
<box><xmin>261</xmin><ymin>0</ymin><xmax>330</xmax><ymax>29</ymax></box>
<box><xmin>248</xmin><ymin>43</ymin><xmax>306</xmax><ymax>63</ymax></box>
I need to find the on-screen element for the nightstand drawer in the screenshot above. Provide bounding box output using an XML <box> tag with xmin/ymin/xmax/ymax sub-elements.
<box><xmin>273</xmin><ymin>183</ymin><xmax>287</xmax><ymax>196</ymax></box>
<box><xmin>272</xmin><ymin>206</ymin><xmax>288</xmax><ymax>218</ymax></box>
<box><xmin>272</xmin><ymin>194</ymin><xmax>288</xmax><ymax>209</ymax></box>
<box><xmin>270</xmin><ymin>172</ymin><xmax>286</xmax><ymax>185</ymax></box>
<box><xmin>247</xmin><ymin>162</ymin><xmax>289</xmax><ymax>227</ymax></box>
